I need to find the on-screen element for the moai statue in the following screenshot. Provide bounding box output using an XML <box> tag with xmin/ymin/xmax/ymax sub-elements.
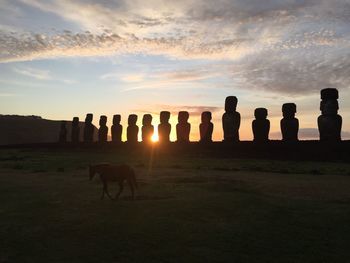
<box><xmin>318</xmin><ymin>88</ymin><xmax>342</xmax><ymax>141</ymax></box>
<box><xmin>252</xmin><ymin>108</ymin><xmax>270</xmax><ymax>142</ymax></box>
<box><xmin>281</xmin><ymin>103</ymin><xmax>299</xmax><ymax>142</ymax></box>
<box><xmin>83</xmin><ymin>113</ymin><xmax>94</xmax><ymax>143</ymax></box>
<box><xmin>58</xmin><ymin>121</ymin><xmax>67</xmax><ymax>143</ymax></box>
<box><xmin>176</xmin><ymin>111</ymin><xmax>190</xmax><ymax>142</ymax></box>
<box><xmin>200</xmin><ymin>111</ymin><xmax>213</xmax><ymax>142</ymax></box>
<box><xmin>142</xmin><ymin>114</ymin><xmax>154</xmax><ymax>143</ymax></box>
<box><xmin>111</xmin><ymin>114</ymin><xmax>122</xmax><ymax>143</ymax></box>
<box><xmin>158</xmin><ymin>111</ymin><xmax>171</xmax><ymax>143</ymax></box>
<box><xmin>98</xmin><ymin>115</ymin><xmax>108</xmax><ymax>142</ymax></box>
<box><xmin>71</xmin><ymin>117</ymin><xmax>80</xmax><ymax>143</ymax></box>
<box><xmin>222</xmin><ymin>96</ymin><xmax>241</xmax><ymax>142</ymax></box>
<box><xmin>127</xmin><ymin>114</ymin><xmax>139</xmax><ymax>143</ymax></box>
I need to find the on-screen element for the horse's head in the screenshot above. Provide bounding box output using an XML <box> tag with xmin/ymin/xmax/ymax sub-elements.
<box><xmin>89</xmin><ymin>165</ymin><xmax>96</xmax><ymax>180</ymax></box>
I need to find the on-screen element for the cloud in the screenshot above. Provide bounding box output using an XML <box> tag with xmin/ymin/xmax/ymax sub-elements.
<box><xmin>12</xmin><ymin>66</ymin><xmax>76</xmax><ymax>84</ymax></box>
<box><xmin>102</xmin><ymin>67</ymin><xmax>224</xmax><ymax>84</ymax></box>
<box><xmin>13</xmin><ymin>66</ymin><xmax>51</xmax><ymax>80</ymax></box>
<box><xmin>231</xmin><ymin>42</ymin><xmax>350</xmax><ymax>95</ymax></box>
<box><xmin>0</xmin><ymin>30</ymin><xmax>254</xmax><ymax>63</ymax></box>
<box><xmin>3</xmin><ymin>0</ymin><xmax>349</xmax><ymax>62</ymax></box>
<box><xmin>298</xmin><ymin>128</ymin><xmax>320</xmax><ymax>139</ymax></box>
<box><xmin>100</xmin><ymin>66</ymin><xmax>230</xmax><ymax>92</ymax></box>
<box><xmin>270</xmin><ymin>128</ymin><xmax>319</xmax><ymax>140</ymax></box>
<box><xmin>160</xmin><ymin>68</ymin><xmax>222</xmax><ymax>82</ymax></box>
<box><xmin>271</xmin><ymin>128</ymin><xmax>350</xmax><ymax>139</ymax></box>
<box><xmin>101</xmin><ymin>72</ymin><xmax>146</xmax><ymax>82</ymax></box>
<box><xmin>2</xmin><ymin>0</ymin><xmax>350</xmax><ymax>95</ymax></box>
<box><xmin>134</xmin><ymin>104</ymin><xmax>221</xmax><ymax>116</ymax></box>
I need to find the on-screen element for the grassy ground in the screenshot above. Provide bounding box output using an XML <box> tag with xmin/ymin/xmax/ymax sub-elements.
<box><xmin>1</xmin><ymin>148</ymin><xmax>350</xmax><ymax>262</ymax></box>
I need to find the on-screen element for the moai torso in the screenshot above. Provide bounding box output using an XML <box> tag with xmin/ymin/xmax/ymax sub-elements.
<box><xmin>200</xmin><ymin>111</ymin><xmax>213</xmax><ymax>142</ymax></box>
<box><xmin>71</xmin><ymin>117</ymin><xmax>80</xmax><ymax>143</ymax></box>
<box><xmin>176</xmin><ymin>111</ymin><xmax>190</xmax><ymax>142</ymax></box>
<box><xmin>222</xmin><ymin>96</ymin><xmax>240</xmax><ymax>142</ymax></box>
<box><xmin>318</xmin><ymin>90</ymin><xmax>342</xmax><ymax>141</ymax></box>
<box><xmin>318</xmin><ymin>114</ymin><xmax>342</xmax><ymax>141</ymax></box>
<box><xmin>142</xmin><ymin>114</ymin><xmax>154</xmax><ymax>143</ymax></box>
<box><xmin>158</xmin><ymin>111</ymin><xmax>171</xmax><ymax>142</ymax></box>
<box><xmin>252</xmin><ymin>108</ymin><xmax>270</xmax><ymax>142</ymax></box>
<box><xmin>127</xmin><ymin>114</ymin><xmax>139</xmax><ymax>143</ymax></box>
<box><xmin>83</xmin><ymin>113</ymin><xmax>95</xmax><ymax>143</ymax></box>
<box><xmin>111</xmin><ymin>115</ymin><xmax>122</xmax><ymax>143</ymax></box>
<box><xmin>281</xmin><ymin>103</ymin><xmax>299</xmax><ymax>141</ymax></box>
<box><xmin>59</xmin><ymin>121</ymin><xmax>67</xmax><ymax>143</ymax></box>
<box><xmin>98</xmin><ymin>115</ymin><xmax>108</xmax><ymax>142</ymax></box>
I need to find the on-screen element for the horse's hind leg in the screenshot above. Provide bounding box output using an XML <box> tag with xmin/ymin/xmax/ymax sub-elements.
<box><xmin>101</xmin><ymin>182</ymin><xmax>113</xmax><ymax>200</ymax></box>
<box><xmin>104</xmin><ymin>183</ymin><xmax>113</xmax><ymax>200</ymax></box>
<box><xmin>115</xmin><ymin>181</ymin><xmax>124</xmax><ymax>200</ymax></box>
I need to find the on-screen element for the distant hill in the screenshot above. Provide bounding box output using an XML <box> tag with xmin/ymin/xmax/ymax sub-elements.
<box><xmin>0</xmin><ymin>115</ymin><xmax>98</xmax><ymax>145</ymax></box>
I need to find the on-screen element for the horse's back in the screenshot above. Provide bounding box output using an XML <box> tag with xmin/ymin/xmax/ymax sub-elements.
<box><xmin>97</xmin><ymin>164</ymin><xmax>133</xmax><ymax>180</ymax></box>
<box><xmin>110</xmin><ymin>164</ymin><xmax>133</xmax><ymax>175</ymax></box>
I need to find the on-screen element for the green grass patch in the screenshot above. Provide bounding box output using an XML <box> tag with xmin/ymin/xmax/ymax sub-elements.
<box><xmin>1</xmin><ymin>149</ymin><xmax>350</xmax><ymax>262</ymax></box>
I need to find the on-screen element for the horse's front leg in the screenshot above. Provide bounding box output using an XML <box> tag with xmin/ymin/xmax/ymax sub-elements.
<box><xmin>115</xmin><ymin>180</ymin><xmax>124</xmax><ymax>200</ymax></box>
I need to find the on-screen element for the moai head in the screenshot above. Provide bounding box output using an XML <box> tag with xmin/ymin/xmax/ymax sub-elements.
<box><xmin>160</xmin><ymin>111</ymin><xmax>170</xmax><ymax>124</ymax></box>
<box><xmin>113</xmin><ymin>114</ymin><xmax>121</xmax><ymax>125</ymax></box>
<box><xmin>72</xmin><ymin>117</ymin><xmax>79</xmax><ymax>126</ymax></box>
<box><xmin>128</xmin><ymin>114</ymin><xmax>138</xmax><ymax>126</ymax></box>
<box><xmin>321</xmin><ymin>88</ymin><xmax>338</xmax><ymax>100</ymax></box>
<box><xmin>225</xmin><ymin>96</ymin><xmax>238</xmax><ymax>113</ymax></box>
<box><xmin>255</xmin><ymin>108</ymin><xmax>268</xmax><ymax>120</ymax></box>
<box><xmin>201</xmin><ymin>111</ymin><xmax>212</xmax><ymax>123</ymax></box>
<box><xmin>85</xmin><ymin>113</ymin><xmax>93</xmax><ymax>124</ymax></box>
<box><xmin>320</xmin><ymin>88</ymin><xmax>339</xmax><ymax>116</ymax></box>
<box><xmin>99</xmin><ymin>115</ymin><xmax>107</xmax><ymax>126</ymax></box>
<box><xmin>282</xmin><ymin>103</ymin><xmax>296</xmax><ymax>119</ymax></box>
<box><xmin>142</xmin><ymin>114</ymin><xmax>153</xmax><ymax>126</ymax></box>
<box><xmin>178</xmin><ymin>111</ymin><xmax>189</xmax><ymax>124</ymax></box>
<box><xmin>320</xmin><ymin>100</ymin><xmax>339</xmax><ymax>115</ymax></box>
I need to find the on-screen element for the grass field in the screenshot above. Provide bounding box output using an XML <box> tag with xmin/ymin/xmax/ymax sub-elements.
<box><xmin>1</xmin><ymin>148</ymin><xmax>350</xmax><ymax>262</ymax></box>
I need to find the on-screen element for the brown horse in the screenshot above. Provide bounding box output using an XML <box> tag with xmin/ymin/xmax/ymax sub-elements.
<box><xmin>89</xmin><ymin>164</ymin><xmax>137</xmax><ymax>200</ymax></box>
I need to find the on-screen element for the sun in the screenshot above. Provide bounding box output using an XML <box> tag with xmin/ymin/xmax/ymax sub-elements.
<box><xmin>151</xmin><ymin>133</ymin><xmax>159</xmax><ymax>142</ymax></box>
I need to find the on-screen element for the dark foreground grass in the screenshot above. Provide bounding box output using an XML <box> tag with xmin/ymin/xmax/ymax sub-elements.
<box><xmin>1</xmin><ymin>149</ymin><xmax>350</xmax><ymax>262</ymax></box>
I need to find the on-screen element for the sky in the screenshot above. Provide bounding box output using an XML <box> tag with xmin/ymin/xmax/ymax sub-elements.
<box><xmin>1</xmin><ymin>0</ymin><xmax>350</xmax><ymax>141</ymax></box>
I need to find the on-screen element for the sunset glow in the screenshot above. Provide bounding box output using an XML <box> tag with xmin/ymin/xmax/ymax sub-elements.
<box><xmin>1</xmin><ymin>1</ymin><xmax>350</xmax><ymax>141</ymax></box>
<box><xmin>151</xmin><ymin>134</ymin><xmax>159</xmax><ymax>143</ymax></box>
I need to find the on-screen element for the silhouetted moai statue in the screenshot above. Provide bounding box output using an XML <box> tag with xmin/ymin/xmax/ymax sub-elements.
<box><xmin>281</xmin><ymin>103</ymin><xmax>299</xmax><ymax>141</ymax></box>
<box><xmin>252</xmin><ymin>108</ymin><xmax>270</xmax><ymax>142</ymax></box>
<box><xmin>318</xmin><ymin>88</ymin><xmax>342</xmax><ymax>141</ymax></box>
<box><xmin>200</xmin><ymin>111</ymin><xmax>213</xmax><ymax>142</ymax></box>
<box><xmin>98</xmin><ymin>115</ymin><xmax>108</xmax><ymax>142</ymax></box>
<box><xmin>158</xmin><ymin>111</ymin><xmax>171</xmax><ymax>143</ymax></box>
<box><xmin>83</xmin><ymin>113</ymin><xmax>94</xmax><ymax>143</ymax></box>
<box><xmin>142</xmin><ymin>114</ymin><xmax>154</xmax><ymax>143</ymax></box>
<box><xmin>222</xmin><ymin>96</ymin><xmax>240</xmax><ymax>142</ymax></box>
<box><xmin>59</xmin><ymin>121</ymin><xmax>67</xmax><ymax>143</ymax></box>
<box><xmin>111</xmin><ymin>114</ymin><xmax>122</xmax><ymax>143</ymax></box>
<box><xmin>71</xmin><ymin>117</ymin><xmax>80</xmax><ymax>143</ymax></box>
<box><xmin>176</xmin><ymin>111</ymin><xmax>190</xmax><ymax>142</ymax></box>
<box><xmin>127</xmin><ymin>114</ymin><xmax>139</xmax><ymax>143</ymax></box>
